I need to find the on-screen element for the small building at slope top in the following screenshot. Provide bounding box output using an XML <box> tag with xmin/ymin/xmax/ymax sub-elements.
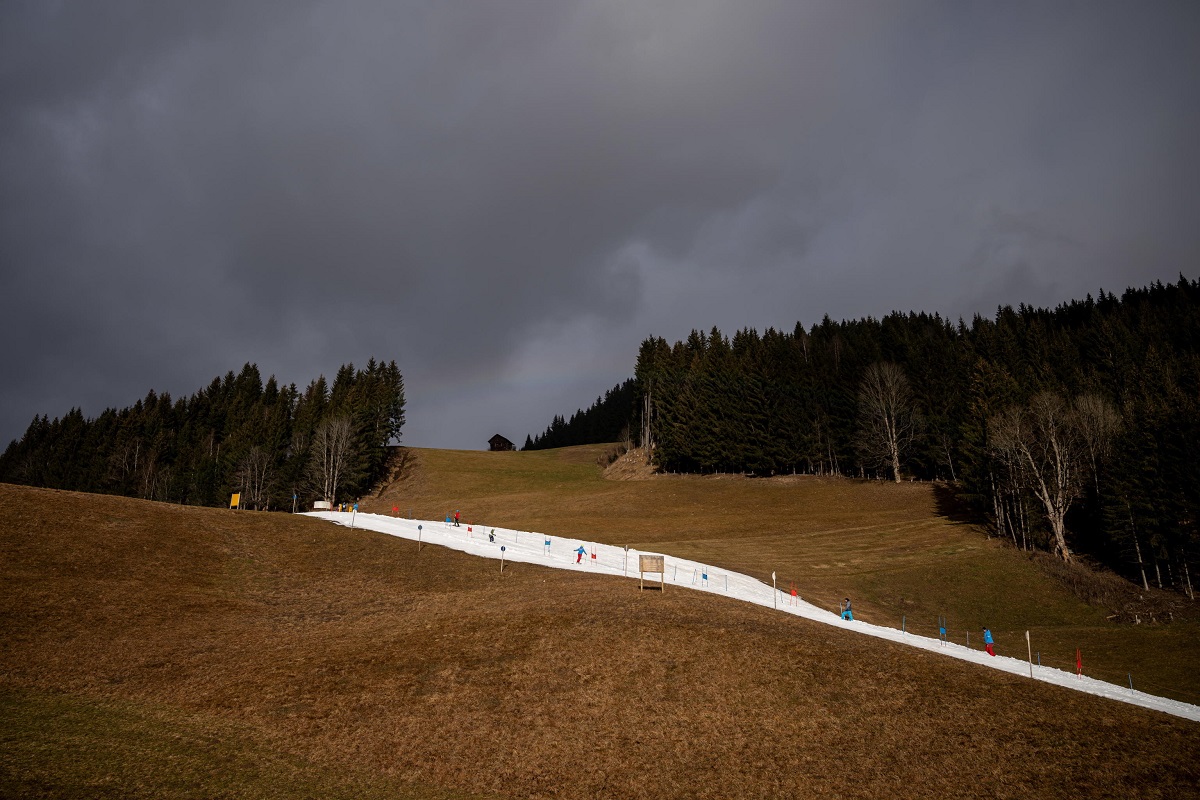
<box><xmin>489</xmin><ymin>434</ymin><xmax>515</xmax><ymax>452</ymax></box>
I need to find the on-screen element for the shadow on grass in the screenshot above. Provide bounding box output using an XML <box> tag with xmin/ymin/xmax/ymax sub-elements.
<box><xmin>931</xmin><ymin>482</ymin><xmax>977</xmax><ymax>525</ymax></box>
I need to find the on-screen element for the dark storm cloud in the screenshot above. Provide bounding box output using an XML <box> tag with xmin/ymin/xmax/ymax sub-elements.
<box><xmin>3</xmin><ymin>1</ymin><xmax>1199</xmax><ymax>449</ymax></box>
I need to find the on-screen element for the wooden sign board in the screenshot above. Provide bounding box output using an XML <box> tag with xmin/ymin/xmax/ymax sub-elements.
<box><xmin>639</xmin><ymin>554</ymin><xmax>665</xmax><ymax>591</ymax></box>
<box><xmin>639</xmin><ymin>555</ymin><xmax>664</xmax><ymax>573</ymax></box>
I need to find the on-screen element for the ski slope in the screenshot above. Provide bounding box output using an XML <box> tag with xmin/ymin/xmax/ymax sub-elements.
<box><xmin>306</xmin><ymin>510</ymin><xmax>1200</xmax><ymax>723</ymax></box>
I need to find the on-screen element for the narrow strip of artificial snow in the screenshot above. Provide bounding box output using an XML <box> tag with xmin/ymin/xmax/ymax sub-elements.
<box><xmin>306</xmin><ymin>510</ymin><xmax>1200</xmax><ymax>723</ymax></box>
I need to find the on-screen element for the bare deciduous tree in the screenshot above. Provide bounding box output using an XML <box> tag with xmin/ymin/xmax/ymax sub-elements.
<box><xmin>236</xmin><ymin>446</ymin><xmax>273</xmax><ymax>510</ymax></box>
<box><xmin>1074</xmin><ymin>392</ymin><xmax>1121</xmax><ymax>497</ymax></box>
<box><xmin>137</xmin><ymin>445</ymin><xmax>160</xmax><ymax>500</ymax></box>
<box><xmin>855</xmin><ymin>362</ymin><xmax>918</xmax><ymax>483</ymax></box>
<box><xmin>990</xmin><ymin>438</ymin><xmax>1032</xmax><ymax>550</ymax></box>
<box><xmin>937</xmin><ymin>430</ymin><xmax>957</xmax><ymax>482</ymax></box>
<box><xmin>989</xmin><ymin>392</ymin><xmax>1094</xmax><ymax>562</ymax></box>
<box><xmin>307</xmin><ymin>415</ymin><xmax>354</xmax><ymax>505</ymax></box>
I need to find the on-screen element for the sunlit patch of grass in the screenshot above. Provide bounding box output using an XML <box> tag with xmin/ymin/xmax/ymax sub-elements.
<box><xmin>375</xmin><ymin>446</ymin><xmax>1200</xmax><ymax>703</ymax></box>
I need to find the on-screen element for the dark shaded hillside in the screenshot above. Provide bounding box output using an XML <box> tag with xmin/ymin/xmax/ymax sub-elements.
<box><xmin>6</xmin><ymin>483</ymin><xmax>1194</xmax><ymax>798</ymax></box>
<box><xmin>624</xmin><ymin>277</ymin><xmax>1200</xmax><ymax>587</ymax></box>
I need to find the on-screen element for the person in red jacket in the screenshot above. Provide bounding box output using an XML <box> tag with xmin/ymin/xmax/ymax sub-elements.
<box><xmin>453</xmin><ymin>509</ymin><xmax>460</xmax><ymax>527</ymax></box>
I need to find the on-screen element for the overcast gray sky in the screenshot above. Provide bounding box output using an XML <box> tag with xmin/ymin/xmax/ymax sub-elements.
<box><xmin>2</xmin><ymin>1</ymin><xmax>1198</xmax><ymax>451</ymax></box>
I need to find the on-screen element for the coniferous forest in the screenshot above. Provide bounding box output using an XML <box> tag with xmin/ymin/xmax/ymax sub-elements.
<box><xmin>520</xmin><ymin>277</ymin><xmax>1197</xmax><ymax>590</ymax></box>
<box><xmin>626</xmin><ymin>277</ymin><xmax>1199</xmax><ymax>588</ymax></box>
<box><xmin>523</xmin><ymin>380</ymin><xmax>635</xmax><ymax>451</ymax></box>
<box><xmin>0</xmin><ymin>359</ymin><xmax>405</xmax><ymax>511</ymax></box>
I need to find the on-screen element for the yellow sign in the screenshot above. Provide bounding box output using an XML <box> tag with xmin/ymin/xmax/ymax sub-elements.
<box><xmin>230</xmin><ymin>493</ymin><xmax>240</xmax><ymax>509</ymax></box>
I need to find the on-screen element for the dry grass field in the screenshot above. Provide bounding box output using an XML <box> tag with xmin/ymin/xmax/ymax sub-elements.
<box><xmin>373</xmin><ymin>445</ymin><xmax>1200</xmax><ymax>703</ymax></box>
<box><xmin>2</xmin><ymin>450</ymin><xmax>1199</xmax><ymax>798</ymax></box>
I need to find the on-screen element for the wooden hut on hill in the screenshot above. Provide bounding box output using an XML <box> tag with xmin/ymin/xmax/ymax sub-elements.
<box><xmin>489</xmin><ymin>434</ymin><xmax>515</xmax><ymax>451</ymax></box>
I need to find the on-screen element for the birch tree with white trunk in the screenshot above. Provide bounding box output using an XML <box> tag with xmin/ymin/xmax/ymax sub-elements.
<box><xmin>236</xmin><ymin>445</ymin><xmax>272</xmax><ymax>510</ymax></box>
<box><xmin>989</xmin><ymin>392</ymin><xmax>1089</xmax><ymax>562</ymax></box>
<box><xmin>1074</xmin><ymin>392</ymin><xmax>1121</xmax><ymax>497</ymax></box>
<box><xmin>308</xmin><ymin>415</ymin><xmax>354</xmax><ymax>505</ymax></box>
<box><xmin>855</xmin><ymin>362</ymin><xmax>918</xmax><ymax>483</ymax></box>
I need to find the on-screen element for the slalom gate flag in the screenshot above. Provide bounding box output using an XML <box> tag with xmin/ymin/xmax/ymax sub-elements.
<box><xmin>1076</xmin><ymin>649</ymin><xmax>1082</xmax><ymax>675</ymax></box>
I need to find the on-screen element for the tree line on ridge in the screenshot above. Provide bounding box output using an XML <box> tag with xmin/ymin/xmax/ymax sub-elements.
<box><xmin>536</xmin><ymin>277</ymin><xmax>1199</xmax><ymax>593</ymax></box>
<box><xmin>0</xmin><ymin>359</ymin><xmax>406</xmax><ymax>511</ymax></box>
<box><xmin>522</xmin><ymin>380</ymin><xmax>635</xmax><ymax>451</ymax></box>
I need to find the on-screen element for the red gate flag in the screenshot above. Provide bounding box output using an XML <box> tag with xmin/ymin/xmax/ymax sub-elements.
<box><xmin>1076</xmin><ymin>649</ymin><xmax>1082</xmax><ymax>676</ymax></box>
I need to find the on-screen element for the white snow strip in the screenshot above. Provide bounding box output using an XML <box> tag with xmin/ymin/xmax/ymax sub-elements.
<box><xmin>306</xmin><ymin>511</ymin><xmax>1200</xmax><ymax>723</ymax></box>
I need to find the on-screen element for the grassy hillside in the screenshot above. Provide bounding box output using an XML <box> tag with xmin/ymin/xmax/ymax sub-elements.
<box><xmin>371</xmin><ymin>445</ymin><xmax>1200</xmax><ymax>703</ymax></box>
<box><xmin>2</xmin><ymin>472</ymin><xmax>1198</xmax><ymax>798</ymax></box>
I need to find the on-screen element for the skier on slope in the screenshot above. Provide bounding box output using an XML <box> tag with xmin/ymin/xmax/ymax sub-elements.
<box><xmin>983</xmin><ymin>627</ymin><xmax>995</xmax><ymax>656</ymax></box>
<box><xmin>453</xmin><ymin>509</ymin><xmax>460</xmax><ymax>527</ymax></box>
<box><xmin>575</xmin><ymin>545</ymin><xmax>587</xmax><ymax>564</ymax></box>
<box><xmin>841</xmin><ymin>597</ymin><xmax>853</xmax><ymax>621</ymax></box>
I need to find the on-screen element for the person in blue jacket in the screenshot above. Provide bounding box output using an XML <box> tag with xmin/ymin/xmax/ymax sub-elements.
<box><xmin>983</xmin><ymin>627</ymin><xmax>995</xmax><ymax>656</ymax></box>
<box><xmin>575</xmin><ymin>545</ymin><xmax>587</xmax><ymax>564</ymax></box>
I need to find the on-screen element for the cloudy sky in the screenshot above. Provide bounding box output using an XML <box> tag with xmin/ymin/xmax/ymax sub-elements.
<box><xmin>2</xmin><ymin>1</ymin><xmax>1198</xmax><ymax>450</ymax></box>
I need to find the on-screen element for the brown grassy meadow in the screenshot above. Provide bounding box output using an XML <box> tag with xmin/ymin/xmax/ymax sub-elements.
<box><xmin>2</xmin><ymin>451</ymin><xmax>1199</xmax><ymax>798</ymax></box>
<box><xmin>372</xmin><ymin>445</ymin><xmax>1200</xmax><ymax>702</ymax></box>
